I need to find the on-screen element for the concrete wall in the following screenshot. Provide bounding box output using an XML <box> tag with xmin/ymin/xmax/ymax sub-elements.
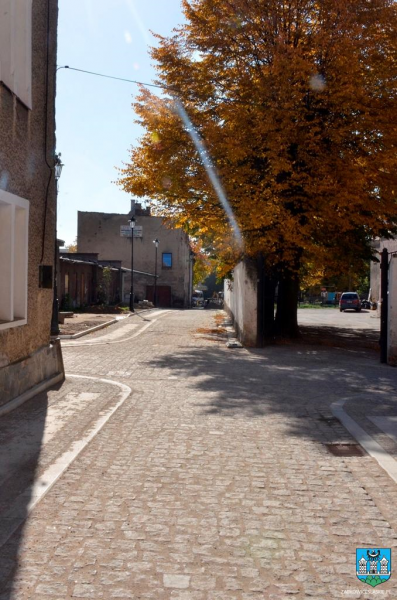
<box><xmin>0</xmin><ymin>341</ymin><xmax>63</xmax><ymax>408</ymax></box>
<box><xmin>224</xmin><ymin>259</ymin><xmax>258</xmax><ymax>346</ymax></box>
<box><xmin>78</xmin><ymin>211</ymin><xmax>192</xmax><ymax>307</ymax></box>
<box><xmin>0</xmin><ymin>1</ymin><xmax>63</xmax><ymax>402</ymax></box>
<box><xmin>387</xmin><ymin>255</ymin><xmax>397</xmax><ymax>365</ymax></box>
<box><xmin>370</xmin><ymin>238</ymin><xmax>397</xmax><ymax>303</ymax></box>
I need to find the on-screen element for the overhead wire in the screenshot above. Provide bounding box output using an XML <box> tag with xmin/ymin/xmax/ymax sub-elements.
<box><xmin>57</xmin><ymin>65</ymin><xmax>178</xmax><ymax>92</ymax></box>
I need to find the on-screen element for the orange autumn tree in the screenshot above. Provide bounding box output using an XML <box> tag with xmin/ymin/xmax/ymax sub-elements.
<box><xmin>190</xmin><ymin>239</ymin><xmax>213</xmax><ymax>288</ymax></box>
<box><xmin>119</xmin><ymin>0</ymin><xmax>397</xmax><ymax>338</ymax></box>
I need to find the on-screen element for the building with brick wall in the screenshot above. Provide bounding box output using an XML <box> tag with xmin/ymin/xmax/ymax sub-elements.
<box><xmin>77</xmin><ymin>205</ymin><xmax>193</xmax><ymax>308</ymax></box>
<box><xmin>0</xmin><ymin>1</ymin><xmax>64</xmax><ymax>407</ymax></box>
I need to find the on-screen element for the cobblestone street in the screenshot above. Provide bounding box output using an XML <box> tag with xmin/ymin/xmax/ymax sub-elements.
<box><xmin>1</xmin><ymin>309</ymin><xmax>397</xmax><ymax>599</ymax></box>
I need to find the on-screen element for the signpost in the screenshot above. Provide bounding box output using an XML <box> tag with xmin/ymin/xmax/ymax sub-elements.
<box><xmin>120</xmin><ymin>225</ymin><xmax>142</xmax><ymax>238</ymax></box>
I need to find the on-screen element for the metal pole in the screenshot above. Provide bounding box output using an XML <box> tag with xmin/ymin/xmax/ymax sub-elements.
<box><xmin>188</xmin><ymin>252</ymin><xmax>191</xmax><ymax>308</ymax></box>
<box><xmin>129</xmin><ymin>231</ymin><xmax>134</xmax><ymax>312</ymax></box>
<box><xmin>380</xmin><ymin>248</ymin><xmax>389</xmax><ymax>363</ymax></box>
<box><xmin>50</xmin><ymin>230</ymin><xmax>60</xmax><ymax>335</ymax></box>
<box><xmin>154</xmin><ymin>245</ymin><xmax>158</xmax><ymax>307</ymax></box>
<box><xmin>51</xmin><ymin>173</ymin><xmax>60</xmax><ymax>336</ymax></box>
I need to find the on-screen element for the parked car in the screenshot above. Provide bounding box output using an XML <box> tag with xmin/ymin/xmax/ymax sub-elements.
<box><xmin>339</xmin><ymin>292</ymin><xmax>361</xmax><ymax>312</ymax></box>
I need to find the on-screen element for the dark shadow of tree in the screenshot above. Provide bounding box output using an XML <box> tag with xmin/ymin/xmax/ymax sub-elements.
<box><xmin>0</xmin><ymin>385</ymin><xmax>60</xmax><ymax>599</ymax></box>
<box><xmin>147</xmin><ymin>337</ymin><xmax>397</xmax><ymax>449</ymax></box>
<box><xmin>298</xmin><ymin>322</ymin><xmax>380</xmax><ymax>350</ymax></box>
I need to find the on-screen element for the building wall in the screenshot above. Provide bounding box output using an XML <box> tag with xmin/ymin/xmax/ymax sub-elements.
<box><xmin>77</xmin><ymin>211</ymin><xmax>191</xmax><ymax>307</ymax></box>
<box><xmin>0</xmin><ymin>1</ymin><xmax>63</xmax><ymax>404</ymax></box>
<box><xmin>387</xmin><ymin>256</ymin><xmax>397</xmax><ymax>365</ymax></box>
<box><xmin>59</xmin><ymin>258</ymin><xmax>123</xmax><ymax>308</ymax></box>
<box><xmin>370</xmin><ymin>238</ymin><xmax>397</xmax><ymax>304</ymax></box>
<box><xmin>224</xmin><ymin>259</ymin><xmax>258</xmax><ymax>346</ymax></box>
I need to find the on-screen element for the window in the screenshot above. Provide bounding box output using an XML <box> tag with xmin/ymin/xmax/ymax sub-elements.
<box><xmin>0</xmin><ymin>0</ymin><xmax>33</xmax><ymax>109</ymax></box>
<box><xmin>0</xmin><ymin>189</ymin><xmax>29</xmax><ymax>330</ymax></box>
<box><xmin>162</xmin><ymin>253</ymin><xmax>172</xmax><ymax>269</ymax></box>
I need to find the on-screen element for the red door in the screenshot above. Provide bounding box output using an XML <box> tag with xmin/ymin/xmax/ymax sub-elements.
<box><xmin>146</xmin><ymin>285</ymin><xmax>172</xmax><ymax>307</ymax></box>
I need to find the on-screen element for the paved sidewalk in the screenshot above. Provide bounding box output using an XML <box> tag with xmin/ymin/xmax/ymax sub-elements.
<box><xmin>1</xmin><ymin>309</ymin><xmax>397</xmax><ymax>599</ymax></box>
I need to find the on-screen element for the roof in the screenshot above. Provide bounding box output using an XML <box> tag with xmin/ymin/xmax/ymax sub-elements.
<box><xmin>60</xmin><ymin>256</ymin><xmax>156</xmax><ymax>277</ymax></box>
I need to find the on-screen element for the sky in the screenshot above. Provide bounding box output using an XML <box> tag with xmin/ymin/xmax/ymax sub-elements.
<box><xmin>56</xmin><ymin>0</ymin><xmax>186</xmax><ymax>246</ymax></box>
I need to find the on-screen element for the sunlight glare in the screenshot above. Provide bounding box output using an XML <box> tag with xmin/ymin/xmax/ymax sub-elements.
<box><xmin>125</xmin><ymin>0</ymin><xmax>152</xmax><ymax>46</ymax></box>
<box><xmin>172</xmin><ymin>99</ymin><xmax>243</xmax><ymax>249</ymax></box>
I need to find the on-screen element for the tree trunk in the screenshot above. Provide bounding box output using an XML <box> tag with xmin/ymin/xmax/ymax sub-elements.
<box><xmin>257</xmin><ymin>256</ymin><xmax>276</xmax><ymax>344</ymax></box>
<box><xmin>275</xmin><ymin>270</ymin><xmax>300</xmax><ymax>338</ymax></box>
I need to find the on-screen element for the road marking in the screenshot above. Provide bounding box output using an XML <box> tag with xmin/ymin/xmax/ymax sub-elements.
<box><xmin>62</xmin><ymin>310</ymin><xmax>171</xmax><ymax>348</ymax></box>
<box><xmin>79</xmin><ymin>322</ymin><xmax>139</xmax><ymax>341</ymax></box>
<box><xmin>0</xmin><ymin>375</ymin><xmax>132</xmax><ymax>549</ymax></box>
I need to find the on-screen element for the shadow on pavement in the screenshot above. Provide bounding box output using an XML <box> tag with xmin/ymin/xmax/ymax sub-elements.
<box><xmin>148</xmin><ymin>340</ymin><xmax>397</xmax><ymax>450</ymax></box>
<box><xmin>298</xmin><ymin>323</ymin><xmax>380</xmax><ymax>351</ymax></box>
<box><xmin>0</xmin><ymin>386</ymin><xmax>55</xmax><ymax>599</ymax></box>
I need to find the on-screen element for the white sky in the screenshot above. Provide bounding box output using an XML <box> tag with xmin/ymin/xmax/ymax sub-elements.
<box><xmin>56</xmin><ymin>0</ymin><xmax>185</xmax><ymax>245</ymax></box>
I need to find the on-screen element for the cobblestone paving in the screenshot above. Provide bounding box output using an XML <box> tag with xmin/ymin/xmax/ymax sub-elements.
<box><xmin>1</xmin><ymin>309</ymin><xmax>397</xmax><ymax>599</ymax></box>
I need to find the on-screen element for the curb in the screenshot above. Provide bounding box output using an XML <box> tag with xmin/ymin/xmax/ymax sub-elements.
<box><xmin>331</xmin><ymin>398</ymin><xmax>397</xmax><ymax>484</ymax></box>
<box><xmin>57</xmin><ymin>307</ymin><xmax>160</xmax><ymax>340</ymax></box>
<box><xmin>58</xmin><ymin>316</ymin><xmax>122</xmax><ymax>339</ymax></box>
<box><xmin>0</xmin><ymin>372</ymin><xmax>65</xmax><ymax>418</ymax></box>
<box><xmin>0</xmin><ymin>374</ymin><xmax>132</xmax><ymax>549</ymax></box>
<box><xmin>57</xmin><ymin>313</ymin><xmax>133</xmax><ymax>340</ymax></box>
<box><xmin>61</xmin><ymin>310</ymin><xmax>171</xmax><ymax>348</ymax></box>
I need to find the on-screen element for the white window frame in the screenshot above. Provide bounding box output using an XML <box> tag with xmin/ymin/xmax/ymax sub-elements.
<box><xmin>0</xmin><ymin>0</ymin><xmax>33</xmax><ymax>109</ymax></box>
<box><xmin>0</xmin><ymin>189</ymin><xmax>29</xmax><ymax>330</ymax></box>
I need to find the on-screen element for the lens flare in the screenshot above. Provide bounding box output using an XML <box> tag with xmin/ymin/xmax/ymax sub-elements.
<box><xmin>172</xmin><ymin>99</ymin><xmax>243</xmax><ymax>249</ymax></box>
<box><xmin>121</xmin><ymin>0</ymin><xmax>243</xmax><ymax>249</ymax></box>
<box><xmin>309</xmin><ymin>74</ymin><xmax>326</xmax><ymax>92</ymax></box>
<box><xmin>125</xmin><ymin>0</ymin><xmax>152</xmax><ymax>46</ymax></box>
<box><xmin>162</xmin><ymin>176</ymin><xmax>172</xmax><ymax>190</ymax></box>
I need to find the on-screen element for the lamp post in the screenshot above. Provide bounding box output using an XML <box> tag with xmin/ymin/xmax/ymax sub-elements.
<box><xmin>153</xmin><ymin>238</ymin><xmax>159</xmax><ymax>307</ymax></box>
<box><xmin>50</xmin><ymin>153</ymin><xmax>64</xmax><ymax>336</ymax></box>
<box><xmin>129</xmin><ymin>215</ymin><xmax>136</xmax><ymax>312</ymax></box>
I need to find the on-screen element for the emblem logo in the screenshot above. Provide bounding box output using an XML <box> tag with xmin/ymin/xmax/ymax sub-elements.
<box><xmin>356</xmin><ymin>548</ymin><xmax>391</xmax><ymax>587</ymax></box>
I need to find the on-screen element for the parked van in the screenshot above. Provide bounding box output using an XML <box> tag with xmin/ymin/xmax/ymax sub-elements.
<box><xmin>339</xmin><ymin>292</ymin><xmax>361</xmax><ymax>312</ymax></box>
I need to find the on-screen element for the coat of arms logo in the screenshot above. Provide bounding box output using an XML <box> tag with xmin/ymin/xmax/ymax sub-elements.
<box><xmin>356</xmin><ymin>548</ymin><xmax>391</xmax><ymax>587</ymax></box>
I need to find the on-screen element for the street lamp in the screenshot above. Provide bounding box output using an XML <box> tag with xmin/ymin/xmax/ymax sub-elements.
<box><xmin>129</xmin><ymin>215</ymin><xmax>136</xmax><ymax>312</ymax></box>
<box><xmin>51</xmin><ymin>152</ymin><xmax>64</xmax><ymax>336</ymax></box>
<box><xmin>54</xmin><ymin>153</ymin><xmax>64</xmax><ymax>180</ymax></box>
<box><xmin>153</xmin><ymin>238</ymin><xmax>159</xmax><ymax>307</ymax></box>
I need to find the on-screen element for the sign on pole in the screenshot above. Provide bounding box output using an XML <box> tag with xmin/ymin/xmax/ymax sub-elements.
<box><xmin>120</xmin><ymin>225</ymin><xmax>143</xmax><ymax>238</ymax></box>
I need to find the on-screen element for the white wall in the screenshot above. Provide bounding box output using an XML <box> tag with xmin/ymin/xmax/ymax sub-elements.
<box><xmin>224</xmin><ymin>260</ymin><xmax>258</xmax><ymax>346</ymax></box>
<box><xmin>0</xmin><ymin>0</ymin><xmax>32</xmax><ymax>109</ymax></box>
<box><xmin>0</xmin><ymin>189</ymin><xmax>29</xmax><ymax>329</ymax></box>
<box><xmin>388</xmin><ymin>255</ymin><xmax>397</xmax><ymax>365</ymax></box>
<box><xmin>370</xmin><ymin>238</ymin><xmax>397</xmax><ymax>304</ymax></box>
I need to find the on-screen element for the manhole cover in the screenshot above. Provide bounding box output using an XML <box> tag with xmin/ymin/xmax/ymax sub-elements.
<box><xmin>325</xmin><ymin>443</ymin><xmax>366</xmax><ymax>457</ymax></box>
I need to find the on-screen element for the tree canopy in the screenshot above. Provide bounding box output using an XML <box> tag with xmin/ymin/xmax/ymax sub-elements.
<box><xmin>119</xmin><ymin>0</ymin><xmax>397</xmax><ymax>281</ymax></box>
